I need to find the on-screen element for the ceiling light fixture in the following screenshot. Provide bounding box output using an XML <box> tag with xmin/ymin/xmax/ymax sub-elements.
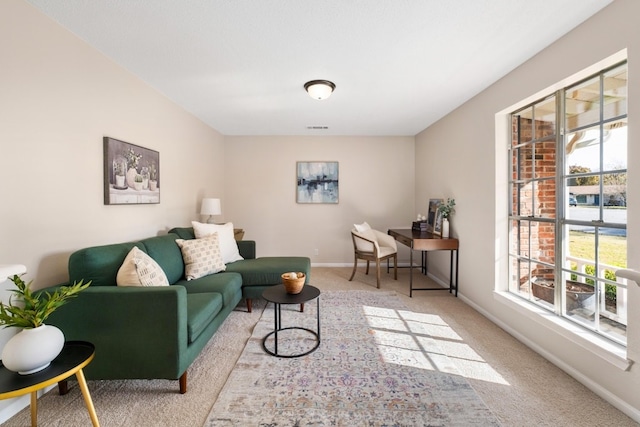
<box><xmin>304</xmin><ymin>80</ymin><xmax>336</xmax><ymax>100</ymax></box>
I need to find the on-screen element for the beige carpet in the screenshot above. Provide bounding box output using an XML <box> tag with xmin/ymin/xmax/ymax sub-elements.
<box><xmin>2</xmin><ymin>267</ymin><xmax>637</xmax><ymax>426</ymax></box>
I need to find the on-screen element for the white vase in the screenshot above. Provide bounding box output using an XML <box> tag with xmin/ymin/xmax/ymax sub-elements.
<box><xmin>442</xmin><ymin>218</ymin><xmax>450</xmax><ymax>238</ymax></box>
<box><xmin>126</xmin><ymin>167</ymin><xmax>138</xmax><ymax>188</ymax></box>
<box><xmin>2</xmin><ymin>324</ymin><xmax>64</xmax><ymax>374</ymax></box>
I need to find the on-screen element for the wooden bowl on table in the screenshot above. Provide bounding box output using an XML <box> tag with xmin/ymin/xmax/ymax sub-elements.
<box><xmin>282</xmin><ymin>272</ymin><xmax>306</xmax><ymax>294</ymax></box>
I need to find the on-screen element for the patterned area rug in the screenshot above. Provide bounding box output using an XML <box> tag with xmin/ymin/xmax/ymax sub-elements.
<box><xmin>205</xmin><ymin>290</ymin><xmax>500</xmax><ymax>426</ymax></box>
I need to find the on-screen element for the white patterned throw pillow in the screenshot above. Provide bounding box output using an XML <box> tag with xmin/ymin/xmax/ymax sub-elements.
<box><xmin>192</xmin><ymin>221</ymin><xmax>244</xmax><ymax>264</ymax></box>
<box><xmin>116</xmin><ymin>246</ymin><xmax>169</xmax><ymax>287</ymax></box>
<box><xmin>176</xmin><ymin>233</ymin><xmax>226</xmax><ymax>281</ymax></box>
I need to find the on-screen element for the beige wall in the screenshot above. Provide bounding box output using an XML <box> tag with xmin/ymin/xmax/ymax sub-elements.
<box><xmin>0</xmin><ymin>0</ymin><xmax>225</xmax><ymax>287</ymax></box>
<box><xmin>223</xmin><ymin>136</ymin><xmax>415</xmax><ymax>264</ymax></box>
<box><xmin>416</xmin><ymin>0</ymin><xmax>640</xmax><ymax>418</ymax></box>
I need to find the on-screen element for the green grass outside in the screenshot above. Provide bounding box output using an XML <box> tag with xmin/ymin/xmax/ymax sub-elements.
<box><xmin>568</xmin><ymin>230</ymin><xmax>627</xmax><ymax>268</ymax></box>
<box><xmin>568</xmin><ymin>230</ymin><xmax>626</xmax><ymax>300</ymax></box>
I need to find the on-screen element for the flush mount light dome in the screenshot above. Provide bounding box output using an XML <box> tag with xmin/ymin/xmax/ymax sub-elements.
<box><xmin>304</xmin><ymin>80</ymin><xmax>336</xmax><ymax>100</ymax></box>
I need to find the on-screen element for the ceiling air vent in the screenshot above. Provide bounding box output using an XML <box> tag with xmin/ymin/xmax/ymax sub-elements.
<box><xmin>306</xmin><ymin>126</ymin><xmax>329</xmax><ymax>130</ymax></box>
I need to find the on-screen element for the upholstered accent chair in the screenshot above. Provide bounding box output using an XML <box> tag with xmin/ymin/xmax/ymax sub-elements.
<box><xmin>349</xmin><ymin>223</ymin><xmax>398</xmax><ymax>288</ymax></box>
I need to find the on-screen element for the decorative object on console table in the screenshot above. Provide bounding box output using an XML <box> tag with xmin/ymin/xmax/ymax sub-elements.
<box><xmin>427</xmin><ymin>199</ymin><xmax>443</xmax><ymax>233</ymax></box>
<box><xmin>104</xmin><ymin>136</ymin><xmax>160</xmax><ymax>205</ymax></box>
<box><xmin>0</xmin><ymin>274</ymin><xmax>90</xmax><ymax>374</ymax></box>
<box><xmin>433</xmin><ymin>210</ymin><xmax>444</xmax><ymax>237</ymax></box>
<box><xmin>412</xmin><ymin>213</ymin><xmax>428</xmax><ymax>231</ymax></box>
<box><xmin>438</xmin><ymin>198</ymin><xmax>456</xmax><ymax>238</ymax></box>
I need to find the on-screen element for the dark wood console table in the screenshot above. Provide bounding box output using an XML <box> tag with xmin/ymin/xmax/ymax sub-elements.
<box><xmin>388</xmin><ymin>229</ymin><xmax>459</xmax><ymax>297</ymax></box>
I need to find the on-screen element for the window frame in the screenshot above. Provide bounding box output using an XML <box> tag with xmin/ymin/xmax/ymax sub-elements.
<box><xmin>507</xmin><ymin>60</ymin><xmax>628</xmax><ymax>345</ymax></box>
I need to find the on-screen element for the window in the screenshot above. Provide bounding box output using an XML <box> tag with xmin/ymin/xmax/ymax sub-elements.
<box><xmin>508</xmin><ymin>62</ymin><xmax>627</xmax><ymax>345</ymax></box>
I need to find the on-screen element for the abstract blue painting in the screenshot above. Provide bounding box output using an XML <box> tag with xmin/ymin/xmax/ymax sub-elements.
<box><xmin>296</xmin><ymin>161</ymin><xmax>339</xmax><ymax>204</ymax></box>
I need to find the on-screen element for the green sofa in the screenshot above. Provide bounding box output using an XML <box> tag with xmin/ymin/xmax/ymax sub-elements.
<box><xmin>44</xmin><ymin>229</ymin><xmax>310</xmax><ymax>393</ymax></box>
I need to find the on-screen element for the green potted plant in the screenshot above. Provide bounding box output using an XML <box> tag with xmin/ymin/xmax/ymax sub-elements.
<box><xmin>0</xmin><ymin>274</ymin><xmax>90</xmax><ymax>374</ymax></box>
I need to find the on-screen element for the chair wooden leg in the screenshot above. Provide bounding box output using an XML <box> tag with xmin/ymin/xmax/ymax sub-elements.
<box><xmin>246</xmin><ymin>298</ymin><xmax>253</xmax><ymax>313</ymax></box>
<box><xmin>393</xmin><ymin>254</ymin><xmax>398</xmax><ymax>280</ymax></box>
<box><xmin>365</xmin><ymin>260</ymin><xmax>370</xmax><ymax>275</ymax></box>
<box><xmin>349</xmin><ymin>255</ymin><xmax>358</xmax><ymax>281</ymax></box>
<box><xmin>376</xmin><ymin>260</ymin><xmax>381</xmax><ymax>289</ymax></box>
<box><xmin>179</xmin><ymin>371</ymin><xmax>187</xmax><ymax>394</ymax></box>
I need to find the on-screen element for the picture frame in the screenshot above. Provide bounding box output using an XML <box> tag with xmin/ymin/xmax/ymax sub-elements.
<box><xmin>103</xmin><ymin>137</ymin><xmax>160</xmax><ymax>205</ymax></box>
<box><xmin>427</xmin><ymin>198</ymin><xmax>443</xmax><ymax>233</ymax></box>
<box><xmin>296</xmin><ymin>161</ymin><xmax>339</xmax><ymax>204</ymax></box>
<box><xmin>433</xmin><ymin>209</ymin><xmax>444</xmax><ymax>237</ymax></box>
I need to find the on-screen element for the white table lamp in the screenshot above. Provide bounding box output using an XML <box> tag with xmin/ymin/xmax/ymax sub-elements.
<box><xmin>200</xmin><ymin>198</ymin><xmax>221</xmax><ymax>223</ymax></box>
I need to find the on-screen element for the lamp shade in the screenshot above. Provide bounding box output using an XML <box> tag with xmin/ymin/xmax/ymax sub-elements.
<box><xmin>200</xmin><ymin>198</ymin><xmax>221</xmax><ymax>216</ymax></box>
<box><xmin>304</xmin><ymin>80</ymin><xmax>336</xmax><ymax>100</ymax></box>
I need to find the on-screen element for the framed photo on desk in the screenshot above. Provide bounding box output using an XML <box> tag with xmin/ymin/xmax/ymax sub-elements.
<box><xmin>427</xmin><ymin>198</ymin><xmax>443</xmax><ymax>233</ymax></box>
<box><xmin>433</xmin><ymin>210</ymin><xmax>444</xmax><ymax>236</ymax></box>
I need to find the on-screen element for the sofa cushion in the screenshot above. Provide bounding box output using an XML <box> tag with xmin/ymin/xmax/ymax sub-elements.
<box><xmin>140</xmin><ymin>234</ymin><xmax>184</xmax><ymax>284</ymax></box>
<box><xmin>174</xmin><ymin>271</ymin><xmax>242</xmax><ymax>306</ymax></box>
<box><xmin>354</xmin><ymin>221</ymin><xmax>372</xmax><ymax>233</ymax></box>
<box><xmin>116</xmin><ymin>246</ymin><xmax>169</xmax><ymax>287</ymax></box>
<box><xmin>225</xmin><ymin>257</ymin><xmax>311</xmax><ymax>286</ymax></box>
<box><xmin>176</xmin><ymin>234</ymin><xmax>226</xmax><ymax>280</ymax></box>
<box><xmin>69</xmin><ymin>242</ymin><xmax>143</xmax><ymax>286</ymax></box>
<box><xmin>186</xmin><ymin>292</ymin><xmax>222</xmax><ymax>344</ymax></box>
<box><xmin>192</xmin><ymin>221</ymin><xmax>244</xmax><ymax>264</ymax></box>
<box><xmin>168</xmin><ymin>227</ymin><xmax>196</xmax><ymax>240</ymax></box>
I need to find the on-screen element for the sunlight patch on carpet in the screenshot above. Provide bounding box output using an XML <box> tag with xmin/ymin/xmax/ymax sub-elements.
<box><xmin>364</xmin><ymin>305</ymin><xmax>509</xmax><ymax>386</ymax></box>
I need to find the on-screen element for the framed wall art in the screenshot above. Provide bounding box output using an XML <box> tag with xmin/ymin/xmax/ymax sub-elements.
<box><xmin>296</xmin><ymin>161</ymin><xmax>339</xmax><ymax>204</ymax></box>
<box><xmin>103</xmin><ymin>137</ymin><xmax>160</xmax><ymax>205</ymax></box>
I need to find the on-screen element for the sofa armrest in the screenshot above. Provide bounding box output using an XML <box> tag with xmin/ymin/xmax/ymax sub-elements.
<box><xmin>46</xmin><ymin>285</ymin><xmax>188</xmax><ymax>379</ymax></box>
<box><xmin>237</xmin><ymin>240</ymin><xmax>256</xmax><ymax>259</ymax></box>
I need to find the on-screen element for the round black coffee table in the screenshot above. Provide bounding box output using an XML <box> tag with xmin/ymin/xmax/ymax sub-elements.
<box><xmin>262</xmin><ymin>284</ymin><xmax>321</xmax><ymax>358</ymax></box>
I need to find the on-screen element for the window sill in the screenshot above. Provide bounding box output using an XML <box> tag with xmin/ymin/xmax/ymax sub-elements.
<box><xmin>493</xmin><ymin>291</ymin><xmax>632</xmax><ymax>371</ymax></box>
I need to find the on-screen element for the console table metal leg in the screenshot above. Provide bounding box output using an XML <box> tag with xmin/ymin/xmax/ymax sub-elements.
<box><xmin>409</xmin><ymin>248</ymin><xmax>414</xmax><ymax>297</ymax></box>
<box><xmin>449</xmin><ymin>250</ymin><xmax>454</xmax><ymax>294</ymax></box>
<box><xmin>455</xmin><ymin>249</ymin><xmax>459</xmax><ymax>297</ymax></box>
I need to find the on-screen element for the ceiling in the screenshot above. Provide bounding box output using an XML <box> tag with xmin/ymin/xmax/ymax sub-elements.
<box><xmin>26</xmin><ymin>0</ymin><xmax>612</xmax><ymax>136</ymax></box>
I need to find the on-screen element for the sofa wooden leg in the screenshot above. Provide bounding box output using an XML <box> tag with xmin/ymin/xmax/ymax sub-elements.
<box><xmin>246</xmin><ymin>298</ymin><xmax>252</xmax><ymax>313</ymax></box>
<box><xmin>300</xmin><ymin>303</ymin><xmax>305</xmax><ymax>312</ymax></box>
<box><xmin>58</xmin><ymin>380</ymin><xmax>69</xmax><ymax>395</ymax></box>
<box><xmin>179</xmin><ymin>371</ymin><xmax>187</xmax><ymax>394</ymax></box>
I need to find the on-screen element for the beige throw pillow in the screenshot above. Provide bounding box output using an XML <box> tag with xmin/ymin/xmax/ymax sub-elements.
<box><xmin>116</xmin><ymin>246</ymin><xmax>170</xmax><ymax>287</ymax></box>
<box><xmin>176</xmin><ymin>233</ymin><xmax>226</xmax><ymax>281</ymax></box>
<box><xmin>191</xmin><ymin>221</ymin><xmax>244</xmax><ymax>264</ymax></box>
